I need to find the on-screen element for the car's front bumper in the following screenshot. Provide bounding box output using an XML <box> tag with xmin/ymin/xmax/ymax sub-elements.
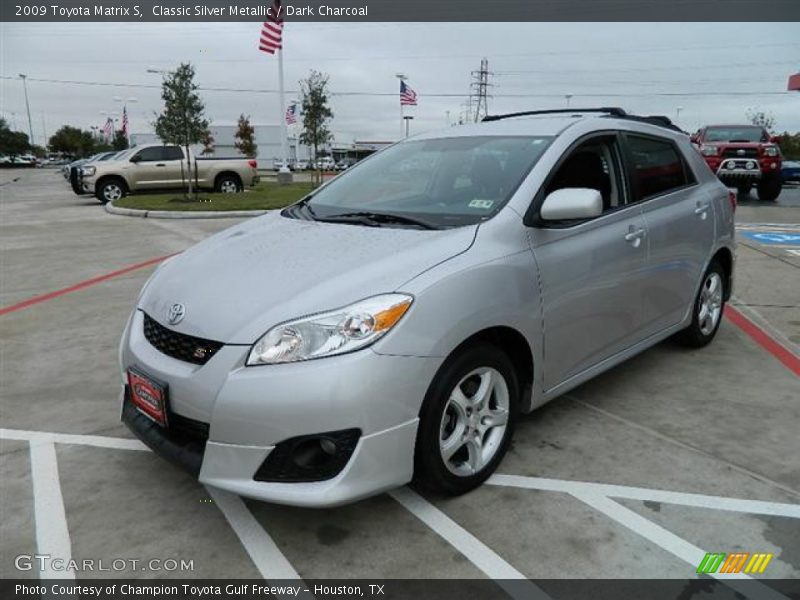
<box><xmin>120</xmin><ymin>310</ymin><xmax>439</xmax><ymax>507</ymax></box>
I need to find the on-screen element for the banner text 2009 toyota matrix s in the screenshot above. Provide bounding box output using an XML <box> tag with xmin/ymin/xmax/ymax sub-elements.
<box><xmin>120</xmin><ymin>108</ymin><xmax>735</xmax><ymax>507</ymax></box>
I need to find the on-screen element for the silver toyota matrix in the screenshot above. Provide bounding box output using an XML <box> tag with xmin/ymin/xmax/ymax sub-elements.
<box><xmin>120</xmin><ymin>108</ymin><xmax>735</xmax><ymax>507</ymax></box>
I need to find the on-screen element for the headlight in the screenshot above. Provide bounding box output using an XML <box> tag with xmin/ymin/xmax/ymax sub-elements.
<box><xmin>764</xmin><ymin>146</ymin><xmax>778</xmax><ymax>157</ymax></box>
<box><xmin>81</xmin><ymin>166</ymin><xmax>96</xmax><ymax>176</ymax></box>
<box><xmin>700</xmin><ymin>145</ymin><xmax>719</xmax><ymax>157</ymax></box>
<box><xmin>246</xmin><ymin>294</ymin><xmax>413</xmax><ymax>366</ymax></box>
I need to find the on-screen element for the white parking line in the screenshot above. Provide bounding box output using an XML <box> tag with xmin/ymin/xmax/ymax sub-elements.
<box><xmin>488</xmin><ymin>474</ymin><xmax>800</xmax><ymax>518</ymax></box>
<box><xmin>29</xmin><ymin>440</ymin><xmax>75</xmax><ymax>580</ymax></box>
<box><xmin>207</xmin><ymin>487</ymin><xmax>305</xmax><ymax>583</ymax></box>
<box><xmin>389</xmin><ymin>487</ymin><xmax>551</xmax><ymax>600</ymax></box>
<box><xmin>572</xmin><ymin>491</ymin><xmax>790</xmax><ymax>600</ymax></box>
<box><xmin>1</xmin><ymin>428</ymin><xmax>147</xmax><ymax>452</ymax></box>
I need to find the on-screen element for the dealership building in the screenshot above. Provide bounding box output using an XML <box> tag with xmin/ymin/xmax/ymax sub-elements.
<box><xmin>131</xmin><ymin>126</ymin><xmax>393</xmax><ymax>167</ymax></box>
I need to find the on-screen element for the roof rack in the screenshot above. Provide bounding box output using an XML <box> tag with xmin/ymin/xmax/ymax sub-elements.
<box><xmin>482</xmin><ymin>107</ymin><xmax>685</xmax><ymax>134</ymax></box>
<box><xmin>482</xmin><ymin>107</ymin><xmax>628</xmax><ymax>122</ymax></box>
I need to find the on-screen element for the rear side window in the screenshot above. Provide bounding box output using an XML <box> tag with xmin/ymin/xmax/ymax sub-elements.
<box><xmin>626</xmin><ymin>135</ymin><xmax>693</xmax><ymax>200</ymax></box>
<box><xmin>163</xmin><ymin>146</ymin><xmax>184</xmax><ymax>160</ymax></box>
<box><xmin>133</xmin><ymin>147</ymin><xmax>164</xmax><ymax>162</ymax></box>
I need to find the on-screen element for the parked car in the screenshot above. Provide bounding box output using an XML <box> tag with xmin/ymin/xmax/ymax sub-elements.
<box><xmin>120</xmin><ymin>107</ymin><xmax>735</xmax><ymax>507</ymax></box>
<box><xmin>691</xmin><ymin>125</ymin><xmax>782</xmax><ymax>201</ymax></box>
<box><xmin>71</xmin><ymin>144</ymin><xmax>259</xmax><ymax>203</ymax></box>
<box><xmin>62</xmin><ymin>152</ymin><xmax>114</xmax><ymax>179</ymax></box>
<box><xmin>334</xmin><ymin>161</ymin><xmax>350</xmax><ymax>171</ymax></box>
<box><xmin>295</xmin><ymin>160</ymin><xmax>310</xmax><ymax>171</ymax></box>
<box><xmin>781</xmin><ymin>160</ymin><xmax>800</xmax><ymax>185</ymax></box>
<box><xmin>315</xmin><ymin>157</ymin><xmax>335</xmax><ymax>171</ymax></box>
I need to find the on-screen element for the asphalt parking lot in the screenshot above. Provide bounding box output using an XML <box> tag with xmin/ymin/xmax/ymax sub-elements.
<box><xmin>1</xmin><ymin>169</ymin><xmax>799</xmax><ymax>592</ymax></box>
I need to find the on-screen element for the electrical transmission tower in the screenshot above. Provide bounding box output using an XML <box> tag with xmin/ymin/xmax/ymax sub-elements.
<box><xmin>470</xmin><ymin>57</ymin><xmax>493</xmax><ymax>122</ymax></box>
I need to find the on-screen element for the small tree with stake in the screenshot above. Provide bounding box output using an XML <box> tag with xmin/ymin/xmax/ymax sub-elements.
<box><xmin>234</xmin><ymin>114</ymin><xmax>257</xmax><ymax>158</ymax></box>
<box><xmin>299</xmin><ymin>70</ymin><xmax>333</xmax><ymax>185</ymax></box>
<box><xmin>153</xmin><ymin>63</ymin><xmax>210</xmax><ymax>198</ymax></box>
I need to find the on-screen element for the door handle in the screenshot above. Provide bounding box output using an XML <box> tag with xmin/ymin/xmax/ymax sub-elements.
<box><xmin>155</xmin><ymin>163</ymin><xmax>166</xmax><ymax>167</ymax></box>
<box><xmin>624</xmin><ymin>228</ymin><xmax>646</xmax><ymax>242</ymax></box>
<box><xmin>694</xmin><ymin>202</ymin><xmax>709</xmax><ymax>218</ymax></box>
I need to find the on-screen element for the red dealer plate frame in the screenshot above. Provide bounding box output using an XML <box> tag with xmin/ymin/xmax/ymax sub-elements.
<box><xmin>127</xmin><ymin>368</ymin><xmax>169</xmax><ymax>427</ymax></box>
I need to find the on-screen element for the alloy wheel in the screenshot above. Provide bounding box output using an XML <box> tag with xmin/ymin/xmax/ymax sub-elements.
<box><xmin>439</xmin><ymin>367</ymin><xmax>510</xmax><ymax>477</ymax></box>
<box><xmin>220</xmin><ymin>180</ymin><xmax>238</xmax><ymax>193</ymax></box>
<box><xmin>104</xmin><ymin>184</ymin><xmax>122</xmax><ymax>202</ymax></box>
<box><xmin>698</xmin><ymin>271</ymin><xmax>723</xmax><ymax>336</ymax></box>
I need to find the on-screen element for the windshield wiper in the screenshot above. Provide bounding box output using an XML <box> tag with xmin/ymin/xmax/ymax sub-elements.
<box><xmin>284</xmin><ymin>196</ymin><xmax>317</xmax><ymax>220</ymax></box>
<box><xmin>317</xmin><ymin>211</ymin><xmax>438</xmax><ymax>230</ymax></box>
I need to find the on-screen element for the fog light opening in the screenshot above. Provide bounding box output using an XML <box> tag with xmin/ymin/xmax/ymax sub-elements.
<box><xmin>292</xmin><ymin>437</ymin><xmax>338</xmax><ymax>469</ymax></box>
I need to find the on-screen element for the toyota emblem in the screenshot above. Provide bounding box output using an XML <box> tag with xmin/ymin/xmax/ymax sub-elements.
<box><xmin>736</xmin><ymin>149</ymin><xmax>746</xmax><ymax>156</ymax></box>
<box><xmin>167</xmin><ymin>303</ymin><xmax>186</xmax><ymax>325</ymax></box>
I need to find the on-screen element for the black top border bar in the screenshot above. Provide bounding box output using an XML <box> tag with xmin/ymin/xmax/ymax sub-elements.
<box><xmin>3</xmin><ymin>0</ymin><xmax>799</xmax><ymax>22</ymax></box>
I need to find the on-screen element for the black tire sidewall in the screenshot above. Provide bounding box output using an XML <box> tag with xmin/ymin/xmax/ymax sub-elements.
<box><xmin>414</xmin><ymin>343</ymin><xmax>519</xmax><ymax>495</ymax></box>
<box><xmin>757</xmin><ymin>174</ymin><xmax>781</xmax><ymax>202</ymax></box>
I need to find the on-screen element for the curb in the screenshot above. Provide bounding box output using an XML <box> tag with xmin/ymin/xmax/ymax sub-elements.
<box><xmin>105</xmin><ymin>201</ymin><xmax>270</xmax><ymax>219</ymax></box>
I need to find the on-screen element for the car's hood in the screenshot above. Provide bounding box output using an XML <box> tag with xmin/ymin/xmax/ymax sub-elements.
<box><xmin>138</xmin><ymin>211</ymin><xmax>477</xmax><ymax>343</ymax></box>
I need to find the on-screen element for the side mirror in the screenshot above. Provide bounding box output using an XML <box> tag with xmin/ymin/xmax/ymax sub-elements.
<box><xmin>769</xmin><ymin>136</ymin><xmax>779</xmax><ymax>144</ymax></box>
<box><xmin>130</xmin><ymin>155</ymin><xmax>141</xmax><ymax>163</ymax></box>
<box><xmin>690</xmin><ymin>134</ymin><xmax>699</xmax><ymax>144</ymax></box>
<box><xmin>540</xmin><ymin>188</ymin><xmax>603</xmax><ymax>221</ymax></box>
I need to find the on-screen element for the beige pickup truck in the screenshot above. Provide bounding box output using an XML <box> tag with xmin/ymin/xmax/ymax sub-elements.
<box><xmin>71</xmin><ymin>144</ymin><xmax>259</xmax><ymax>203</ymax></box>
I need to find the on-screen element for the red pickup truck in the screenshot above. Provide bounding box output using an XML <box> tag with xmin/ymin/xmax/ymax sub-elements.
<box><xmin>692</xmin><ymin>125</ymin><xmax>782</xmax><ymax>201</ymax></box>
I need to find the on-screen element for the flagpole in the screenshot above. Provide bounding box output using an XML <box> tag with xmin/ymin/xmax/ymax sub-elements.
<box><xmin>277</xmin><ymin>47</ymin><xmax>291</xmax><ymax>181</ymax></box>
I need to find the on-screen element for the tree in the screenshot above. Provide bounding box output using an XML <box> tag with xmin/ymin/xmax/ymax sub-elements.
<box><xmin>775</xmin><ymin>131</ymin><xmax>800</xmax><ymax>159</ymax></box>
<box><xmin>746</xmin><ymin>109</ymin><xmax>776</xmax><ymax>133</ymax></box>
<box><xmin>111</xmin><ymin>130</ymin><xmax>129</xmax><ymax>151</ymax></box>
<box><xmin>299</xmin><ymin>70</ymin><xmax>334</xmax><ymax>184</ymax></box>
<box><xmin>234</xmin><ymin>114</ymin><xmax>257</xmax><ymax>157</ymax></box>
<box><xmin>201</xmin><ymin>131</ymin><xmax>215</xmax><ymax>156</ymax></box>
<box><xmin>48</xmin><ymin>125</ymin><xmax>95</xmax><ymax>157</ymax></box>
<box><xmin>0</xmin><ymin>118</ymin><xmax>31</xmax><ymax>158</ymax></box>
<box><xmin>153</xmin><ymin>62</ymin><xmax>211</xmax><ymax>195</ymax></box>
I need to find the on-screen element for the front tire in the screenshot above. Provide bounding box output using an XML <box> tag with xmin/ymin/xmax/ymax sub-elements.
<box><xmin>96</xmin><ymin>178</ymin><xmax>126</xmax><ymax>204</ymax></box>
<box><xmin>757</xmin><ymin>174</ymin><xmax>781</xmax><ymax>202</ymax></box>
<box><xmin>414</xmin><ymin>344</ymin><xmax>519</xmax><ymax>496</ymax></box>
<box><xmin>676</xmin><ymin>260</ymin><xmax>726</xmax><ymax>348</ymax></box>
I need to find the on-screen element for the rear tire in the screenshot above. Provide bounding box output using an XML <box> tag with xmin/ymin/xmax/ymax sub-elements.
<box><xmin>96</xmin><ymin>178</ymin><xmax>127</xmax><ymax>204</ymax></box>
<box><xmin>414</xmin><ymin>344</ymin><xmax>519</xmax><ymax>496</ymax></box>
<box><xmin>676</xmin><ymin>260</ymin><xmax>726</xmax><ymax>348</ymax></box>
<box><xmin>215</xmin><ymin>174</ymin><xmax>242</xmax><ymax>194</ymax></box>
<box><xmin>757</xmin><ymin>174</ymin><xmax>781</xmax><ymax>202</ymax></box>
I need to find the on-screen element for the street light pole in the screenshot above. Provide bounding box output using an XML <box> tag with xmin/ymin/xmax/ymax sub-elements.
<box><xmin>403</xmin><ymin>115</ymin><xmax>414</xmax><ymax>137</ymax></box>
<box><xmin>565</xmin><ymin>93</ymin><xmax>573</xmax><ymax>108</ymax></box>
<box><xmin>19</xmin><ymin>74</ymin><xmax>34</xmax><ymax>147</ymax></box>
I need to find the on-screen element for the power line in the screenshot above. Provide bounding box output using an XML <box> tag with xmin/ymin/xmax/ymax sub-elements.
<box><xmin>0</xmin><ymin>75</ymin><xmax>795</xmax><ymax>98</ymax></box>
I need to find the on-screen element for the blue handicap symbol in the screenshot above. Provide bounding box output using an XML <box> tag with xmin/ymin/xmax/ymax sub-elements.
<box><xmin>740</xmin><ymin>231</ymin><xmax>800</xmax><ymax>246</ymax></box>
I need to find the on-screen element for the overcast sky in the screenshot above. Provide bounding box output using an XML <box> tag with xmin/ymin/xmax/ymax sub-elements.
<box><xmin>1</xmin><ymin>22</ymin><xmax>798</xmax><ymax>146</ymax></box>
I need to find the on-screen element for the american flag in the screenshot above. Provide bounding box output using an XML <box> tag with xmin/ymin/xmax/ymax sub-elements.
<box><xmin>258</xmin><ymin>0</ymin><xmax>283</xmax><ymax>55</ymax></box>
<box><xmin>122</xmin><ymin>106</ymin><xmax>129</xmax><ymax>136</ymax></box>
<box><xmin>400</xmin><ymin>80</ymin><xmax>418</xmax><ymax>106</ymax></box>
<box><xmin>285</xmin><ymin>103</ymin><xmax>298</xmax><ymax>125</ymax></box>
<box><xmin>102</xmin><ymin>117</ymin><xmax>113</xmax><ymax>139</ymax></box>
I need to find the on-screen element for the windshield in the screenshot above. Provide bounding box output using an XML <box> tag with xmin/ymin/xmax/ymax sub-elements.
<box><xmin>302</xmin><ymin>136</ymin><xmax>552</xmax><ymax>228</ymax></box>
<box><xmin>704</xmin><ymin>127</ymin><xmax>766</xmax><ymax>143</ymax></box>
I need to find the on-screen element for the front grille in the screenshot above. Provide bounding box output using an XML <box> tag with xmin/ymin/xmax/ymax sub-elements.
<box><xmin>722</xmin><ymin>148</ymin><xmax>758</xmax><ymax>158</ymax></box>
<box><xmin>142</xmin><ymin>313</ymin><xmax>223</xmax><ymax>365</ymax></box>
